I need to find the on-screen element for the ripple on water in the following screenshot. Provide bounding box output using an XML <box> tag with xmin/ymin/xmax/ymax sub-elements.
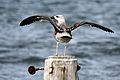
<box><xmin>0</xmin><ymin>0</ymin><xmax>120</xmax><ymax>80</ymax></box>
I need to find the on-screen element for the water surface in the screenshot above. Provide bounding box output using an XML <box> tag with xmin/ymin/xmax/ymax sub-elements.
<box><xmin>0</xmin><ymin>0</ymin><xmax>120</xmax><ymax>80</ymax></box>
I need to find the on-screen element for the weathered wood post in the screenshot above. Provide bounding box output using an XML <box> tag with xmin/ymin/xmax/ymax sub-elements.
<box><xmin>44</xmin><ymin>56</ymin><xmax>78</xmax><ymax>80</ymax></box>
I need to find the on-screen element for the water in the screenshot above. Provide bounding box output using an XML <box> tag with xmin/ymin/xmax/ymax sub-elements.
<box><xmin>0</xmin><ymin>0</ymin><xmax>120</xmax><ymax>80</ymax></box>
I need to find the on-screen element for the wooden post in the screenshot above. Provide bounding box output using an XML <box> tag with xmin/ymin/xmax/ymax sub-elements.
<box><xmin>44</xmin><ymin>56</ymin><xmax>78</xmax><ymax>80</ymax></box>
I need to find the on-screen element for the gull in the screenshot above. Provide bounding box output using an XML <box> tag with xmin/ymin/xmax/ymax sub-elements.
<box><xmin>20</xmin><ymin>15</ymin><xmax>114</xmax><ymax>56</ymax></box>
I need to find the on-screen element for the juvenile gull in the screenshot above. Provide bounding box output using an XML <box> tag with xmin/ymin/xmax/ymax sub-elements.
<box><xmin>20</xmin><ymin>15</ymin><xmax>114</xmax><ymax>56</ymax></box>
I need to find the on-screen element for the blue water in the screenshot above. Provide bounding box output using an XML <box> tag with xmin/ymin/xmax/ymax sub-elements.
<box><xmin>0</xmin><ymin>0</ymin><xmax>120</xmax><ymax>80</ymax></box>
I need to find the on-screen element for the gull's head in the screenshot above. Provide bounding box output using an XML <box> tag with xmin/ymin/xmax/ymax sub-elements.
<box><xmin>51</xmin><ymin>15</ymin><xmax>66</xmax><ymax>26</ymax></box>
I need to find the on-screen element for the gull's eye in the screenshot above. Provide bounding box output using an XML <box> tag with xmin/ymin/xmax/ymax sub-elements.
<box><xmin>56</xmin><ymin>16</ymin><xmax>59</xmax><ymax>18</ymax></box>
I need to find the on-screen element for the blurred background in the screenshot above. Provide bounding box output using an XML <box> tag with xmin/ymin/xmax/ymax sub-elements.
<box><xmin>0</xmin><ymin>0</ymin><xmax>120</xmax><ymax>80</ymax></box>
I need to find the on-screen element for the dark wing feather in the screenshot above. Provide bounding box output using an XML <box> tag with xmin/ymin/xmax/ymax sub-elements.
<box><xmin>20</xmin><ymin>15</ymin><xmax>63</xmax><ymax>32</ymax></box>
<box><xmin>69</xmin><ymin>21</ymin><xmax>114</xmax><ymax>33</ymax></box>
<box><xmin>20</xmin><ymin>15</ymin><xmax>50</xmax><ymax>26</ymax></box>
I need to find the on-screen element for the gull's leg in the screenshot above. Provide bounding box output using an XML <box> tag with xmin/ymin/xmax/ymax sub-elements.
<box><xmin>55</xmin><ymin>42</ymin><xmax>59</xmax><ymax>56</ymax></box>
<box><xmin>64</xmin><ymin>43</ymin><xmax>67</xmax><ymax>56</ymax></box>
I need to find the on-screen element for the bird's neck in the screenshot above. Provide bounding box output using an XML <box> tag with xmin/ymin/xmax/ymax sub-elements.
<box><xmin>57</xmin><ymin>20</ymin><xmax>66</xmax><ymax>26</ymax></box>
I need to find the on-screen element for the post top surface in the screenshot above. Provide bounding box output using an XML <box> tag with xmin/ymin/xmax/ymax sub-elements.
<box><xmin>48</xmin><ymin>56</ymin><xmax>76</xmax><ymax>59</ymax></box>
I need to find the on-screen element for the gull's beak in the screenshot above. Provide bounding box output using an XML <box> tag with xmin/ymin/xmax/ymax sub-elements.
<box><xmin>51</xmin><ymin>16</ymin><xmax>54</xmax><ymax>19</ymax></box>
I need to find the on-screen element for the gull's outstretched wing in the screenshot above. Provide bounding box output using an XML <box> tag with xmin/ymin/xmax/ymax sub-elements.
<box><xmin>20</xmin><ymin>15</ymin><xmax>63</xmax><ymax>31</ymax></box>
<box><xmin>68</xmin><ymin>21</ymin><xmax>114</xmax><ymax>33</ymax></box>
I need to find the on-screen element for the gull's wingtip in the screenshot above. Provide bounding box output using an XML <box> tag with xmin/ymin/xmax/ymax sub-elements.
<box><xmin>19</xmin><ymin>19</ymin><xmax>32</xmax><ymax>26</ymax></box>
<box><xmin>19</xmin><ymin>22</ymin><xmax>24</xmax><ymax>26</ymax></box>
<box><xmin>108</xmin><ymin>29</ymin><xmax>114</xmax><ymax>33</ymax></box>
<box><xmin>111</xmin><ymin>31</ymin><xmax>114</xmax><ymax>33</ymax></box>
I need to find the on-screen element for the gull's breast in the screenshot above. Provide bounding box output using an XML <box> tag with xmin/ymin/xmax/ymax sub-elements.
<box><xmin>55</xmin><ymin>32</ymin><xmax>72</xmax><ymax>43</ymax></box>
